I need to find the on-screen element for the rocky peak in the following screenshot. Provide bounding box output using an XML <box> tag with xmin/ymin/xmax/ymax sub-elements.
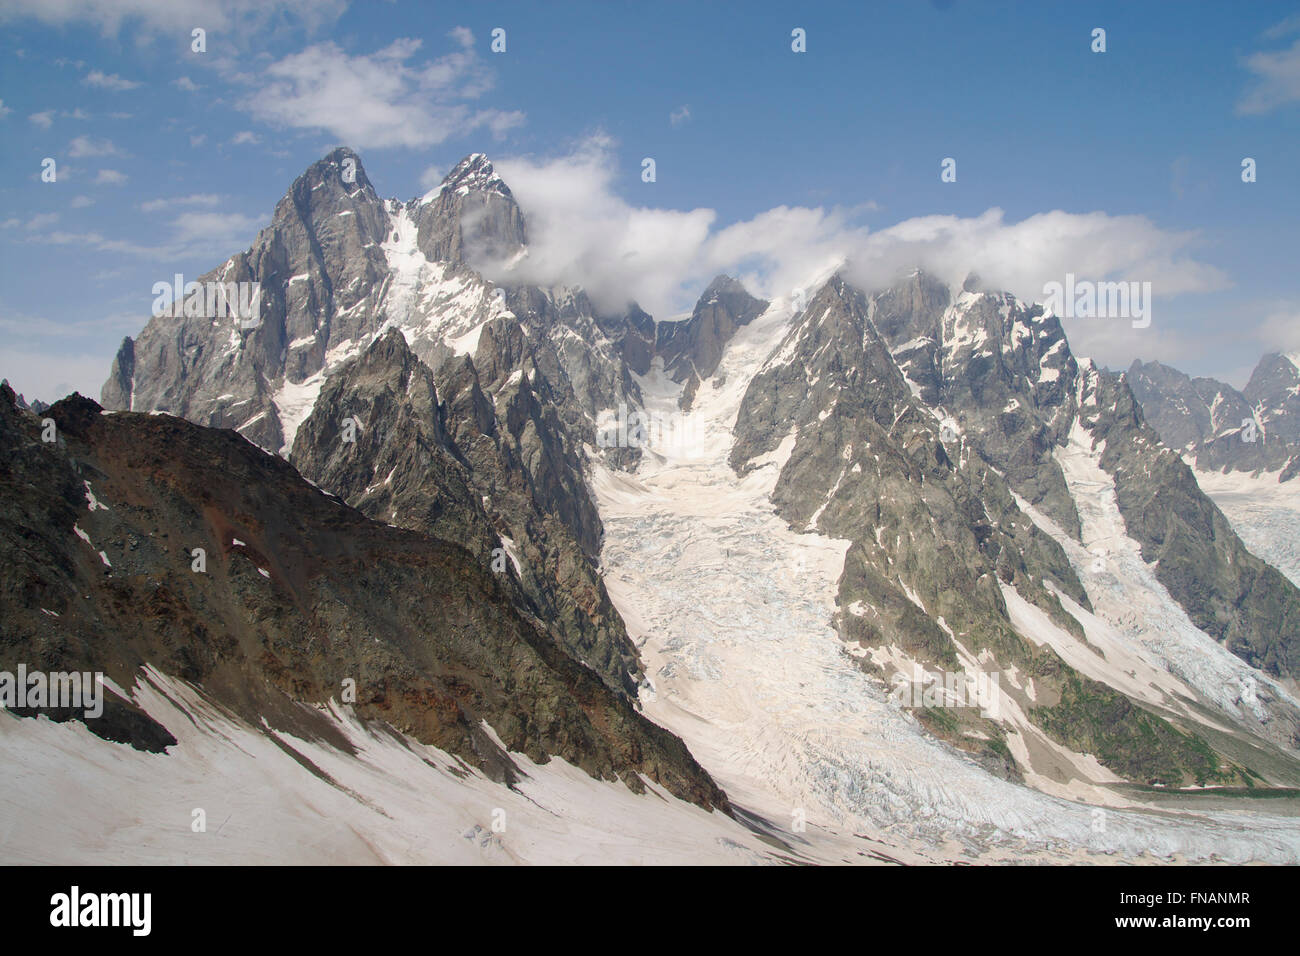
<box><xmin>100</xmin><ymin>337</ymin><xmax>135</xmax><ymax>412</ymax></box>
<box><xmin>276</xmin><ymin>146</ymin><xmax>382</xmax><ymax>227</ymax></box>
<box><xmin>1246</xmin><ymin>352</ymin><xmax>1300</xmax><ymax>408</ymax></box>
<box><xmin>1240</xmin><ymin>352</ymin><xmax>1300</xmax><ymax>457</ymax></box>
<box><xmin>1124</xmin><ymin>359</ymin><xmax>1241</xmax><ymax>452</ymax></box>
<box><xmin>656</xmin><ymin>274</ymin><xmax>768</xmax><ymax>386</ymax></box>
<box><xmin>472</xmin><ymin>316</ymin><xmax>532</xmax><ymax>389</ymax></box>
<box><xmin>0</xmin><ymin>379</ymin><xmax>44</xmax><ymax>413</ymax></box>
<box><xmin>289</xmin><ymin>321</ymin><xmax>643</xmax><ymax>697</ymax></box>
<box><xmin>866</xmin><ymin>269</ymin><xmax>952</xmax><ymax>346</ymax></box>
<box><xmin>425</xmin><ymin>153</ymin><xmax>512</xmax><ymax>201</ymax></box>
<box><xmin>0</xmin><ymin>380</ymin><xmax>21</xmax><ymax>411</ymax></box>
<box><xmin>412</xmin><ymin>153</ymin><xmax>526</xmax><ymax>266</ymax></box>
<box><xmin>1129</xmin><ymin>352</ymin><xmax>1300</xmax><ymax>478</ymax></box>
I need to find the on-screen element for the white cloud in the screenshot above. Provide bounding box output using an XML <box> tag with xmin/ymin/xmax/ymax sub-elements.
<box><xmin>174</xmin><ymin>76</ymin><xmax>200</xmax><ymax>91</ymax></box>
<box><xmin>840</xmin><ymin>209</ymin><xmax>1229</xmax><ymax>302</ymax></box>
<box><xmin>139</xmin><ymin>193</ymin><xmax>220</xmax><ymax>213</ymax></box>
<box><xmin>483</xmin><ymin>137</ymin><xmax>1230</xmax><ymax>322</ymax></box>
<box><xmin>31</xmin><ymin>210</ymin><xmax>263</xmax><ymax>260</ymax></box>
<box><xmin>419</xmin><ymin>165</ymin><xmax>445</xmax><ymax>191</ymax></box>
<box><xmin>70</xmin><ymin>195</ymin><xmax>95</xmax><ymax>208</ymax></box>
<box><xmin>3</xmin><ymin>216</ymin><xmax>57</xmax><ymax>230</ymax></box>
<box><xmin>240</xmin><ymin>31</ymin><xmax>525</xmax><ymax>149</ymax></box>
<box><xmin>0</xmin><ymin>99</ymin><xmax>11</xmax><ymax>119</ymax></box>
<box><xmin>230</xmin><ymin>130</ymin><xmax>260</xmax><ymax>145</ymax></box>
<box><xmin>1255</xmin><ymin>302</ymin><xmax>1300</xmax><ymax>353</ymax></box>
<box><xmin>487</xmin><ymin>136</ymin><xmax>713</xmax><ymax>316</ymax></box>
<box><xmin>83</xmin><ymin>70</ymin><xmax>140</xmax><ymax>91</ymax></box>
<box><xmin>1264</xmin><ymin>15</ymin><xmax>1300</xmax><ymax>39</ymax></box>
<box><xmin>95</xmin><ymin>169</ymin><xmax>128</xmax><ymax>185</ymax></box>
<box><xmin>68</xmin><ymin>135</ymin><xmax>126</xmax><ymax>157</ymax></box>
<box><xmin>0</xmin><ymin>308</ymin><xmax>139</xmax><ymax>340</ymax></box>
<box><xmin>1238</xmin><ymin>36</ymin><xmax>1300</xmax><ymax>114</ymax></box>
<box><xmin>190</xmin><ymin>133</ymin><xmax>206</xmax><ymax>147</ymax></box>
<box><xmin>0</xmin><ymin>0</ymin><xmax>345</xmax><ymax>37</ymax></box>
<box><xmin>25</xmin><ymin>212</ymin><xmax>60</xmax><ymax>231</ymax></box>
<box><xmin>670</xmin><ymin>105</ymin><xmax>691</xmax><ymax>126</ymax></box>
<box><xmin>1062</xmin><ymin>314</ymin><xmax>1219</xmax><ymax>373</ymax></box>
<box><xmin>29</xmin><ymin>110</ymin><xmax>54</xmax><ymax>129</ymax></box>
<box><xmin>166</xmin><ymin>210</ymin><xmax>264</xmax><ymax>251</ymax></box>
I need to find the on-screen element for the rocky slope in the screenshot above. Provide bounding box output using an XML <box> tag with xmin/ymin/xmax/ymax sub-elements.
<box><xmin>1084</xmin><ymin>366</ymin><xmax>1300</xmax><ymax>679</ymax></box>
<box><xmin>0</xmin><ymin>383</ymin><xmax>727</xmax><ymax>808</ymax></box>
<box><xmin>1128</xmin><ymin>353</ymin><xmax>1300</xmax><ymax>481</ymax></box>
<box><xmin>289</xmin><ymin>326</ymin><xmax>643</xmax><ymax>697</ymax></box>
<box><xmin>728</xmin><ymin>273</ymin><xmax>1300</xmax><ymax>784</ymax></box>
<box><xmin>656</xmin><ymin>275</ymin><xmax>769</xmax><ymax>408</ymax></box>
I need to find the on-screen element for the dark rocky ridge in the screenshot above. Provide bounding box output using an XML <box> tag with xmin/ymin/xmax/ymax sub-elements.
<box><xmin>1083</xmin><ymin>368</ymin><xmax>1300</xmax><ymax>680</ymax></box>
<box><xmin>0</xmin><ymin>383</ymin><xmax>728</xmax><ymax>809</ymax></box>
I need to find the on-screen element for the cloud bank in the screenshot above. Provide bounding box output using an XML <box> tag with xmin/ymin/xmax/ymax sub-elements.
<box><xmin>485</xmin><ymin>137</ymin><xmax>1229</xmax><ymax>324</ymax></box>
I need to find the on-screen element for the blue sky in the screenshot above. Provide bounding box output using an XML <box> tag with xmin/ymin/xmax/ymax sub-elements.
<box><xmin>2</xmin><ymin>0</ymin><xmax>1298</xmax><ymax>401</ymax></box>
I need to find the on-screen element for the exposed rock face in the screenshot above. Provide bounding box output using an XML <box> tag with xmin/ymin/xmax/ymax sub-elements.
<box><xmin>1246</xmin><ymin>353</ymin><xmax>1300</xmax><ymax>442</ymax></box>
<box><xmin>100</xmin><ymin>148</ymin><xmax>522</xmax><ymax>453</ymax></box>
<box><xmin>100</xmin><ymin>338</ymin><xmax>134</xmax><ymax>412</ymax></box>
<box><xmin>0</xmin><ymin>384</ymin><xmax>727</xmax><ymax>809</ymax></box>
<box><xmin>596</xmin><ymin>304</ymin><xmax>656</xmax><ymax>377</ymax></box>
<box><xmin>1126</xmin><ymin>360</ymin><xmax>1249</xmax><ymax>452</ymax></box>
<box><xmin>503</xmin><ymin>285</ymin><xmax>644</xmax><ymax>421</ymax></box>
<box><xmin>657</xmin><ymin>275</ymin><xmax>769</xmax><ymax>388</ymax></box>
<box><xmin>104</xmin><ymin>147</ymin><xmax>401</xmax><ymax>453</ymax></box>
<box><xmin>290</xmin><ymin>328</ymin><xmax>643</xmax><ymax>698</ymax></box>
<box><xmin>866</xmin><ymin>271</ymin><xmax>1082</xmax><ymax>537</ymax></box>
<box><xmin>1128</xmin><ymin>354</ymin><xmax>1300</xmax><ymax>480</ymax></box>
<box><xmin>412</xmin><ymin>153</ymin><xmax>527</xmax><ymax>265</ymax></box>
<box><xmin>287</xmin><ymin>328</ymin><xmax>491</xmax><ymax>553</ymax></box>
<box><xmin>1082</xmin><ymin>366</ymin><xmax>1300</xmax><ymax>679</ymax></box>
<box><xmin>729</xmin><ymin>271</ymin><xmax>1300</xmax><ymax>782</ymax></box>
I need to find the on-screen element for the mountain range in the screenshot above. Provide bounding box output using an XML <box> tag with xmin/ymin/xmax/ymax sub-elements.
<box><xmin>1127</xmin><ymin>353</ymin><xmax>1300</xmax><ymax>482</ymax></box>
<box><xmin>4</xmin><ymin>148</ymin><xmax>1300</xmax><ymax>864</ymax></box>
